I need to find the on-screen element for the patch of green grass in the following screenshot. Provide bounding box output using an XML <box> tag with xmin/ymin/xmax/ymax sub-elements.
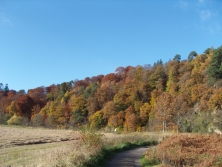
<box><xmin>140</xmin><ymin>155</ymin><xmax>160</xmax><ymax>167</ymax></box>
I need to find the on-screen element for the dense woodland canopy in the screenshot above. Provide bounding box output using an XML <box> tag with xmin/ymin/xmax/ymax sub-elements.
<box><xmin>1</xmin><ymin>45</ymin><xmax>222</xmax><ymax>133</ymax></box>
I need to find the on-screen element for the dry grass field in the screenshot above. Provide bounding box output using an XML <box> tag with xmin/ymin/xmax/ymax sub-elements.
<box><xmin>0</xmin><ymin>125</ymin><xmax>79</xmax><ymax>167</ymax></box>
<box><xmin>0</xmin><ymin>125</ymin><xmax>78</xmax><ymax>148</ymax></box>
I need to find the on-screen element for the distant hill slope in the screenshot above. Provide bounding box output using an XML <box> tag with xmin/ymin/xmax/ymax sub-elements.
<box><xmin>1</xmin><ymin>46</ymin><xmax>222</xmax><ymax>133</ymax></box>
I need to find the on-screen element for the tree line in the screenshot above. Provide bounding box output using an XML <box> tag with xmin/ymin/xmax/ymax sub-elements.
<box><xmin>1</xmin><ymin>46</ymin><xmax>222</xmax><ymax>133</ymax></box>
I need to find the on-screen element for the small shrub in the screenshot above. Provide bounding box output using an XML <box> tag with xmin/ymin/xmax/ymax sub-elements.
<box><xmin>78</xmin><ymin>130</ymin><xmax>104</xmax><ymax>150</ymax></box>
<box><xmin>70</xmin><ymin>130</ymin><xmax>105</xmax><ymax>166</ymax></box>
<box><xmin>44</xmin><ymin>115</ymin><xmax>56</xmax><ymax>128</ymax></box>
<box><xmin>31</xmin><ymin>113</ymin><xmax>44</xmax><ymax>127</ymax></box>
<box><xmin>7</xmin><ymin>114</ymin><xmax>23</xmax><ymax>125</ymax></box>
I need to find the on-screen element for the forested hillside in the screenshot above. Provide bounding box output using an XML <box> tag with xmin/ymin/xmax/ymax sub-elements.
<box><xmin>1</xmin><ymin>46</ymin><xmax>222</xmax><ymax>133</ymax></box>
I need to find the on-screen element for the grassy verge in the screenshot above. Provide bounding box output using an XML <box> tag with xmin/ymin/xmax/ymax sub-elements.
<box><xmin>140</xmin><ymin>156</ymin><xmax>160</xmax><ymax>167</ymax></box>
<box><xmin>140</xmin><ymin>149</ymin><xmax>161</xmax><ymax>167</ymax></box>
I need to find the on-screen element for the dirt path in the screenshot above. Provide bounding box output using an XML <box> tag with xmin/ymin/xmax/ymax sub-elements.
<box><xmin>106</xmin><ymin>146</ymin><xmax>149</xmax><ymax>167</ymax></box>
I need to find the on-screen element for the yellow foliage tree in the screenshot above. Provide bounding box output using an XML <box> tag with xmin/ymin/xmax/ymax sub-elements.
<box><xmin>89</xmin><ymin>110</ymin><xmax>104</xmax><ymax>129</ymax></box>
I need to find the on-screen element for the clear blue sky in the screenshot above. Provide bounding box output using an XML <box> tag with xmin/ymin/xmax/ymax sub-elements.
<box><xmin>1</xmin><ymin>0</ymin><xmax>222</xmax><ymax>92</ymax></box>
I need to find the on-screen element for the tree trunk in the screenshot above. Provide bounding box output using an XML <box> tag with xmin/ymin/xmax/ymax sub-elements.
<box><xmin>163</xmin><ymin>120</ymin><xmax>165</xmax><ymax>133</ymax></box>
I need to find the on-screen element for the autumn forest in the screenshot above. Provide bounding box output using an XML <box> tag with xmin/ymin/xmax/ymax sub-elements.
<box><xmin>1</xmin><ymin>46</ymin><xmax>222</xmax><ymax>133</ymax></box>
